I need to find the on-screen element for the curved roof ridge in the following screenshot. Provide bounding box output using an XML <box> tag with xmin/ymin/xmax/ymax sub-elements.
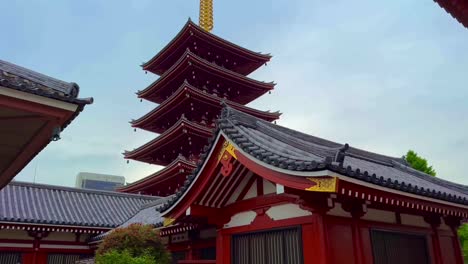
<box><xmin>138</xmin><ymin>50</ymin><xmax>274</xmax><ymax>102</ymax></box>
<box><xmin>0</xmin><ymin>59</ymin><xmax>77</xmax><ymax>96</ymax></box>
<box><xmin>223</xmin><ymin>106</ymin><xmax>403</xmax><ymax>166</ymax></box>
<box><xmin>9</xmin><ymin>181</ymin><xmax>161</xmax><ymax>200</ymax></box>
<box><xmin>0</xmin><ymin>59</ymin><xmax>93</xmax><ymax>105</ymax></box>
<box><xmin>156</xmin><ymin>106</ymin><xmax>468</xmax><ymax>214</ymax></box>
<box><xmin>392</xmin><ymin>161</ymin><xmax>468</xmax><ymax>193</ymax></box>
<box><xmin>133</xmin><ymin>81</ymin><xmax>279</xmax><ymax>129</ymax></box>
<box><xmin>141</xmin><ymin>19</ymin><xmax>271</xmax><ymax>72</ymax></box>
<box><xmin>235</xmin><ymin>125</ymin><xmax>324</xmax><ymax>161</ymax></box>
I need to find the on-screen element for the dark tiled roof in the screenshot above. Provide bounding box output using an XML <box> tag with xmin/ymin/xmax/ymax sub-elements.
<box><xmin>119</xmin><ymin>200</ymin><xmax>166</xmax><ymax>228</ymax></box>
<box><xmin>0</xmin><ymin>181</ymin><xmax>162</xmax><ymax>228</ymax></box>
<box><xmin>89</xmin><ymin>199</ymin><xmax>168</xmax><ymax>242</ymax></box>
<box><xmin>158</xmin><ymin>107</ymin><xmax>468</xmax><ymax>211</ymax></box>
<box><xmin>0</xmin><ymin>59</ymin><xmax>93</xmax><ymax>105</ymax></box>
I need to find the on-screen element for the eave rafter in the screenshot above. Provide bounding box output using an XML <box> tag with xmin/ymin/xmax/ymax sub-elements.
<box><xmin>0</xmin><ymin>93</ymin><xmax>81</xmax><ymax>189</ymax></box>
<box><xmin>0</xmin><ymin>222</ymin><xmax>109</xmax><ymax>234</ymax></box>
<box><xmin>131</xmin><ymin>81</ymin><xmax>280</xmax><ymax>133</ymax></box>
<box><xmin>142</xmin><ymin>19</ymin><xmax>271</xmax><ymax>76</ymax></box>
<box><xmin>137</xmin><ymin>50</ymin><xmax>274</xmax><ymax>105</ymax></box>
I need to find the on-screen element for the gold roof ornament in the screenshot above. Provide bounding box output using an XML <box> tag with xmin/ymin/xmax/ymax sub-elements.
<box><xmin>199</xmin><ymin>0</ymin><xmax>214</xmax><ymax>32</ymax></box>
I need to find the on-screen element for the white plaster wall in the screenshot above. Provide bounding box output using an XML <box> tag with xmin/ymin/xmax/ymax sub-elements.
<box><xmin>0</xmin><ymin>242</ymin><xmax>32</xmax><ymax>248</ymax></box>
<box><xmin>263</xmin><ymin>180</ymin><xmax>276</xmax><ymax>195</ymax></box>
<box><xmin>80</xmin><ymin>234</ymin><xmax>92</xmax><ymax>243</ymax></box>
<box><xmin>43</xmin><ymin>232</ymin><xmax>76</xmax><ymax>242</ymax></box>
<box><xmin>400</xmin><ymin>214</ymin><xmax>431</xmax><ymax>228</ymax></box>
<box><xmin>327</xmin><ymin>202</ymin><xmax>351</xmax><ymax>218</ymax></box>
<box><xmin>224</xmin><ymin>211</ymin><xmax>256</xmax><ymax>229</ymax></box>
<box><xmin>40</xmin><ymin>244</ymin><xmax>90</xmax><ymax>250</ymax></box>
<box><xmin>266</xmin><ymin>204</ymin><xmax>312</xmax><ymax>221</ymax></box>
<box><xmin>243</xmin><ymin>181</ymin><xmax>257</xmax><ymax>200</ymax></box>
<box><xmin>226</xmin><ymin>174</ymin><xmax>252</xmax><ymax>205</ymax></box>
<box><xmin>361</xmin><ymin>208</ymin><xmax>397</xmax><ymax>224</ymax></box>
<box><xmin>171</xmin><ymin>231</ymin><xmax>189</xmax><ymax>243</ymax></box>
<box><xmin>439</xmin><ymin>220</ymin><xmax>452</xmax><ymax>231</ymax></box>
<box><xmin>199</xmin><ymin>228</ymin><xmax>217</xmax><ymax>239</ymax></box>
<box><xmin>0</xmin><ymin>229</ymin><xmax>32</xmax><ymax>240</ymax></box>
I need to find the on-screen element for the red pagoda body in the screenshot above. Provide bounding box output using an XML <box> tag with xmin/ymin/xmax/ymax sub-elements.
<box><xmin>120</xmin><ymin>19</ymin><xmax>280</xmax><ymax>196</ymax></box>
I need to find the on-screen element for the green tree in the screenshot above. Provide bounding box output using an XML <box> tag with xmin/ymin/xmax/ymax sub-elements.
<box><xmin>458</xmin><ymin>225</ymin><xmax>468</xmax><ymax>262</ymax></box>
<box><xmin>96</xmin><ymin>250</ymin><xmax>156</xmax><ymax>264</ymax></box>
<box><xmin>96</xmin><ymin>224</ymin><xmax>171</xmax><ymax>264</ymax></box>
<box><xmin>404</xmin><ymin>150</ymin><xmax>468</xmax><ymax>262</ymax></box>
<box><xmin>404</xmin><ymin>150</ymin><xmax>436</xmax><ymax>176</ymax></box>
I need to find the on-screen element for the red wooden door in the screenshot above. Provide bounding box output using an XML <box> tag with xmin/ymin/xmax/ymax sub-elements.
<box><xmin>22</xmin><ymin>252</ymin><xmax>47</xmax><ymax>264</ymax></box>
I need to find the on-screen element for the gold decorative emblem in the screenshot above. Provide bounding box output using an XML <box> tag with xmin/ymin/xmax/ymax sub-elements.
<box><xmin>305</xmin><ymin>177</ymin><xmax>339</xmax><ymax>193</ymax></box>
<box><xmin>217</xmin><ymin>141</ymin><xmax>237</xmax><ymax>177</ymax></box>
<box><xmin>163</xmin><ymin>218</ymin><xmax>175</xmax><ymax>227</ymax></box>
<box><xmin>217</xmin><ymin>141</ymin><xmax>237</xmax><ymax>161</ymax></box>
<box><xmin>199</xmin><ymin>0</ymin><xmax>214</xmax><ymax>32</ymax></box>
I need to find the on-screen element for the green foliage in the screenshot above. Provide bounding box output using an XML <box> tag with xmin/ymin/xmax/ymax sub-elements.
<box><xmin>404</xmin><ymin>150</ymin><xmax>436</xmax><ymax>176</ymax></box>
<box><xmin>458</xmin><ymin>224</ymin><xmax>468</xmax><ymax>262</ymax></box>
<box><xmin>96</xmin><ymin>250</ymin><xmax>155</xmax><ymax>264</ymax></box>
<box><xmin>96</xmin><ymin>224</ymin><xmax>170</xmax><ymax>264</ymax></box>
<box><xmin>403</xmin><ymin>150</ymin><xmax>468</xmax><ymax>261</ymax></box>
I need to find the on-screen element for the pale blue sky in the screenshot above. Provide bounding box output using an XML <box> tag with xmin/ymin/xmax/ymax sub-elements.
<box><xmin>3</xmin><ymin>0</ymin><xmax>468</xmax><ymax>186</ymax></box>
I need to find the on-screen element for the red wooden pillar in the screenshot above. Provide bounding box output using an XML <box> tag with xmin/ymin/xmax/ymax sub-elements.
<box><xmin>425</xmin><ymin>215</ymin><xmax>443</xmax><ymax>264</ymax></box>
<box><xmin>445</xmin><ymin>216</ymin><xmax>464</xmax><ymax>264</ymax></box>
<box><xmin>351</xmin><ymin>218</ymin><xmax>364</xmax><ymax>264</ymax></box>
<box><xmin>216</xmin><ymin>229</ymin><xmax>230</xmax><ymax>264</ymax></box>
<box><xmin>28</xmin><ymin>231</ymin><xmax>48</xmax><ymax>264</ymax></box>
<box><xmin>187</xmin><ymin>244</ymin><xmax>194</xmax><ymax>261</ymax></box>
<box><xmin>342</xmin><ymin>200</ymin><xmax>366</xmax><ymax>264</ymax></box>
<box><xmin>302</xmin><ymin>214</ymin><xmax>328</xmax><ymax>264</ymax></box>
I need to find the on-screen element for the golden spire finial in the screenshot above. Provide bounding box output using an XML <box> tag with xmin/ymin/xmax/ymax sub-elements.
<box><xmin>199</xmin><ymin>0</ymin><xmax>214</xmax><ymax>32</ymax></box>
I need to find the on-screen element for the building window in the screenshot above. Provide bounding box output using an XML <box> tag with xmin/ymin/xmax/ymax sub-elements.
<box><xmin>0</xmin><ymin>253</ymin><xmax>21</xmax><ymax>264</ymax></box>
<box><xmin>171</xmin><ymin>251</ymin><xmax>186</xmax><ymax>264</ymax></box>
<box><xmin>232</xmin><ymin>227</ymin><xmax>303</xmax><ymax>264</ymax></box>
<box><xmin>371</xmin><ymin>230</ymin><xmax>430</xmax><ymax>264</ymax></box>
<box><xmin>47</xmin><ymin>254</ymin><xmax>93</xmax><ymax>264</ymax></box>
<box><xmin>200</xmin><ymin>247</ymin><xmax>216</xmax><ymax>260</ymax></box>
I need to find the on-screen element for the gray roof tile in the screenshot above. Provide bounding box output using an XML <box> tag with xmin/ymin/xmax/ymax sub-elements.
<box><xmin>0</xmin><ymin>59</ymin><xmax>93</xmax><ymax>105</ymax></box>
<box><xmin>158</xmin><ymin>106</ymin><xmax>468</xmax><ymax>211</ymax></box>
<box><xmin>0</xmin><ymin>181</ymin><xmax>162</xmax><ymax>228</ymax></box>
<box><xmin>88</xmin><ymin>199</ymin><xmax>168</xmax><ymax>242</ymax></box>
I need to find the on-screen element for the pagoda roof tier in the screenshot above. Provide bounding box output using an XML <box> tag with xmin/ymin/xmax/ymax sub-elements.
<box><xmin>118</xmin><ymin>156</ymin><xmax>196</xmax><ymax>196</ymax></box>
<box><xmin>435</xmin><ymin>0</ymin><xmax>468</xmax><ymax>28</ymax></box>
<box><xmin>142</xmin><ymin>19</ymin><xmax>272</xmax><ymax>76</ymax></box>
<box><xmin>131</xmin><ymin>81</ymin><xmax>280</xmax><ymax>133</ymax></box>
<box><xmin>137</xmin><ymin>51</ymin><xmax>275</xmax><ymax>105</ymax></box>
<box><xmin>124</xmin><ymin>117</ymin><xmax>213</xmax><ymax>166</ymax></box>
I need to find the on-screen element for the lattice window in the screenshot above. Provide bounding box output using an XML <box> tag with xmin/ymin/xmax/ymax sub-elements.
<box><xmin>0</xmin><ymin>253</ymin><xmax>22</xmax><ymax>264</ymax></box>
<box><xmin>232</xmin><ymin>227</ymin><xmax>303</xmax><ymax>264</ymax></box>
<box><xmin>371</xmin><ymin>229</ymin><xmax>430</xmax><ymax>264</ymax></box>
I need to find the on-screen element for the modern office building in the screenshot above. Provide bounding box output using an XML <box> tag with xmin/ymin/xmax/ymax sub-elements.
<box><xmin>75</xmin><ymin>172</ymin><xmax>125</xmax><ymax>191</ymax></box>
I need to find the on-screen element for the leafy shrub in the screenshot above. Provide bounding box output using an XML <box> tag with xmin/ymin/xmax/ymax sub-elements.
<box><xmin>96</xmin><ymin>224</ymin><xmax>170</xmax><ymax>264</ymax></box>
<box><xmin>96</xmin><ymin>250</ymin><xmax>155</xmax><ymax>264</ymax></box>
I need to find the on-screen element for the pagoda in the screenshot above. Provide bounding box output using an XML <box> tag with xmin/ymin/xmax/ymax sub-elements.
<box><xmin>120</xmin><ymin>0</ymin><xmax>280</xmax><ymax>196</ymax></box>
